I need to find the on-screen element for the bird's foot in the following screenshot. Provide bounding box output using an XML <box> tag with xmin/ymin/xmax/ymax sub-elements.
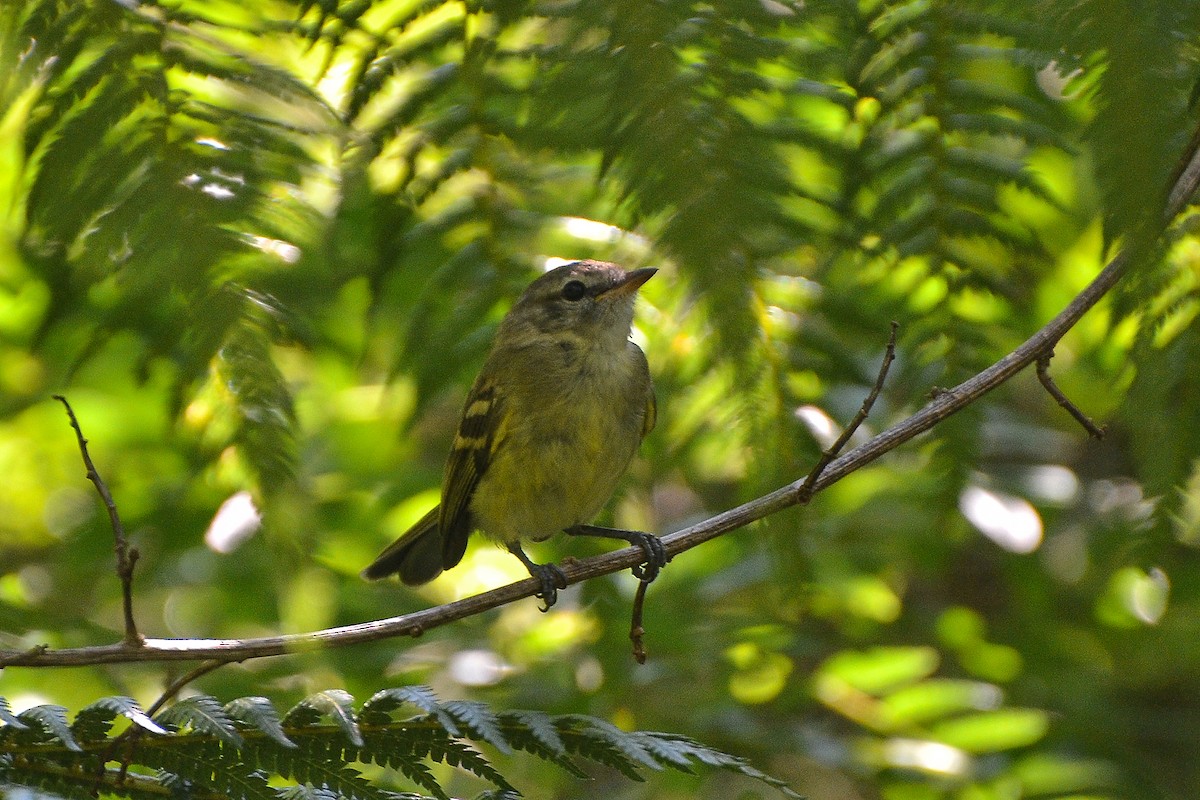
<box><xmin>628</xmin><ymin>531</ymin><xmax>666</xmax><ymax>582</ymax></box>
<box><xmin>530</xmin><ymin>562</ymin><xmax>569</xmax><ymax>611</ymax></box>
<box><xmin>566</xmin><ymin>525</ymin><xmax>668</xmax><ymax>583</ymax></box>
<box><xmin>508</xmin><ymin>543</ymin><xmax>568</xmax><ymax>611</ymax></box>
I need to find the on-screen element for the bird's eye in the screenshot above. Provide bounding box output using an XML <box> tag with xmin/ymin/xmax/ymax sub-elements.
<box><xmin>561</xmin><ymin>280</ymin><xmax>587</xmax><ymax>301</ymax></box>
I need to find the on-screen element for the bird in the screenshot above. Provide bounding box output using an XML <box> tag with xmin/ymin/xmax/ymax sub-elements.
<box><xmin>362</xmin><ymin>260</ymin><xmax>664</xmax><ymax>609</ymax></box>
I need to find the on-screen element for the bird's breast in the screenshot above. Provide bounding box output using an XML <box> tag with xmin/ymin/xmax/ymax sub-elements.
<box><xmin>468</xmin><ymin>344</ymin><xmax>648</xmax><ymax>544</ymax></box>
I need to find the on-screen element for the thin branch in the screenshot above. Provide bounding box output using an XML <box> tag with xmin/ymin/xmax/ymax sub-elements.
<box><xmin>146</xmin><ymin>660</ymin><xmax>233</xmax><ymax>716</ymax></box>
<box><xmin>1036</xmin><ymin>352</ymin><xmax>1106</xmax><ymax>439</ymax></box>
<box><xmin>796</xmin><ymin>321</ymin><xmax>898</xmax><ymax>503</ymax></box>
<box><xmin>0</xmin><ymin>238</ymin><xmax>1153</xmax><ymax>667</ymax></box>
<box><xmin>102</xmin><ymin>658</ymin><xmax>235</xmax><ymax>782</ymax></box>
<box><xmin>7</xmin><ymin>121</ymin><xmax>1199</xmax><ymax>671</ymax></box>
<box><xmin>629</xmin><ymin>580</ymin><xmax>650</xmax><ymax>665</ymax></box>
<box><xmin>52</xmin><ymin>395</ymin><xmax>143</xmax><ymax>647</ymax></box>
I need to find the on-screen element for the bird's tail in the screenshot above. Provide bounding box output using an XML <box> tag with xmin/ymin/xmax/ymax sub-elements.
<box><xmin>361</xmin><ymin>506</ymin><xmax>444</xmax><ymax>584</ymax></box>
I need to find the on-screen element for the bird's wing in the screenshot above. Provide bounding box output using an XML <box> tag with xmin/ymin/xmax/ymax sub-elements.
<box><xmin>642</xmin><ymin>384</ymin><xmax>657</xmax><ymax>440</ymax></box>
<box><xmin>439</xmin><ymin>377</ymin><xmax>507</xmax><ymax>568</ymax></box>
<box><xmin>632</xmin><ymin>341</ymin><xmax>656</xmax><ymax>440</ymax></box>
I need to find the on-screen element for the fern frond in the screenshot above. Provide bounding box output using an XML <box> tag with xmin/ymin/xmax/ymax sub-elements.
<box><xmin>361</xmin><ymin>686</ymin><xmax>441</xmax><ymax>719</ymax></box>
<box><xmin>286</xmin><ymin>689</ymin><xmax>363</xmax><ymax>747</ymax></box>
<box><xmin>438</xmin><ymin>701</ymin><xmax>509</xmax><ymax>755</ymax></box>
<box><xmin>158</xmin><ymin>695</ymin><xmax>243</xmax><ymax>746</ymax></box>
<box><xmin>137</xmin><ymin>739</ymin><xmax>277</xmax><ymax>800</ymax></box>
<box><xmin>16</xmin><ymin>704</ymin><xmax>80</xmax><ymax>752</ymax></box>
<box><xmin>1</xmin><ymin>691</ymin><xmax>800</xmax><ymax>800</ymax></box>
<box><xmin>0</xmin><ymin>698</ymin><xmax>28</xmax><ymax>731</ymax></box>
<box><xmin>226</xmin><ymin>696</ymin><xmax>297</xmax><ymax>749</ymax></box>
<box><xmin>631</xmin><ymin>732</ymin><xmax>804</xmax><ymax>799</ymax></box>
<box><xmin>76</xmin><ymin>696</ymin><xmax>167</xmax><ymax>739</ymax></box>
<box><xmin>553</xmin><ymin>714</ymin><xmax>659</xmax><ymax>781</ymax></box>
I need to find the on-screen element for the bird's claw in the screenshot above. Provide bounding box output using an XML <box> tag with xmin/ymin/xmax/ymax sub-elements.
<box><xmin>629</xmin><ymin>532</ymin><xmax>667</xmax><ymax>583</ymax></box>
<box><xmin>530</xmin><ymin>562</ymin><xmax>568</xmax><ymax>612</ymax></box>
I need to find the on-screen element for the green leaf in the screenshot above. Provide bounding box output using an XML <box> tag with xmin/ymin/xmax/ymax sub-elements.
<box><xmin>818</xmin><ymin>646</ymin><xmax>941</xmax><ymax>693</ymax></box>
<box><xmin>496</xmin><ymin>710</ymin><xmax>582</xmax><ymax>779</ymax></box>
<box><xmin>440</xmin><ymin>700</ymin><xmax>510</xmax><ymax>755</ymax></box>
<box><xmin>226</xmin><ymin>696</ymin><xmax>296</xmax><ymax>749</ymax></box>
<box><xmin>634</xmin><ymin>732</ymin><xmax>805</xmax><ymax>800</ymax></box>
<box><xmin>157</xmin><ymin>694</ymin><xmax>243</xmax><ymax>746</ymax></box>
<box><xmin>556</xmin><ymin>715</ymin><xmax>658</xmax><ymax>781</ymax></box>
<box><xmin>19</xmin><ymin>704</ymin><xmax>81</xmax><ymax>752</ymax></box>
<box><xmin>287</xmin><ymin>689</ymin><xmax>363</xmax><ymax>747</ymax></box>
<box><xmin>77</xmin><ymin>696</ymin><xmax>167</xmax><ymax>737</ymax></box>
<box><xmin>931</xmin><ymin>708</ymin><xmax>1050</xmax><ymax>753</ymax></box>
<box><xmin>0</xmin><ymin>697</ymin><xmax>29</xmax><ymax>731</ymax></box>
<box><xmin>361</xmin><ymin>685</ymin><xmax>442</xmax><ymax>718</ymax></box>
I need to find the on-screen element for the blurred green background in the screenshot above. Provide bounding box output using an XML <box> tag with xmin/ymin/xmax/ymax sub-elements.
<box><xmin>3</xmin><ymin>0</ymin><xmax>1200</xmax><ymax>797</ymax></box>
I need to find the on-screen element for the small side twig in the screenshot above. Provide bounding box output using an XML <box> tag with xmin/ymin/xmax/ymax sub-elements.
<box><xmin>1036</xmin><ymin>353</ymin><xmax>1106</xmax><ymax>439</ymax></box>
<box><xmin>0</xmin><ymin>643</ymin><xmax>48</xmax><ymax>668</ymax></box>
<box><xmin>796</xmin><ymin>322</ymin><xmax>899</xmax><ymax>503</ymax></box>
<box><xmin>53</xmin><ymin>395</ymin><xmax>143</xmax><ymax>646</ymax></box>
<box><xmin>629</xmin><ymin>580</ymin><xmax>650</xmax><ymax>664</ymax></box>
<box><xmin>146</xmin><ymin>659</ymin><xmax>232</xmax><ymax>716</ymax></box>
<box><xmin>104</xmin><ymin>659</ymin><xmax>234</xmax><ymax>787</ymax></box>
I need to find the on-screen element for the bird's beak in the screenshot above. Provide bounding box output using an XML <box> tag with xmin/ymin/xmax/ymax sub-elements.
<box><xmin>598</xmin><ymin>267</ymin><xmax>657</xmax><ymax>301</ymax></box>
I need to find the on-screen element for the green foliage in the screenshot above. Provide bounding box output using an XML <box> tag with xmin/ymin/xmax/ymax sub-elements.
<box><xmin>0</xmin><ymin>688</ymin><xmax>799</xmax><ymax>800</ymax></box>
<box><xmin>3</xmin><ymin>0</ymin><xmax>1200</xmax><ymax>799</ymax></box>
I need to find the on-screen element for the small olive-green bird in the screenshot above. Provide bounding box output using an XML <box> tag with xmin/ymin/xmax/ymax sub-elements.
<box><xmin>362</xmin><ymin>260</ymin><xmax>664</xmax><ymax>608</ymax></box>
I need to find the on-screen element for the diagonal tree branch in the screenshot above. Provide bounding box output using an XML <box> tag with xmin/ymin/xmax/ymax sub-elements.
<box><xmin>4</xmin><ymin>125</ymin><xmax>1199</xmax><ymax>671</ymax></box>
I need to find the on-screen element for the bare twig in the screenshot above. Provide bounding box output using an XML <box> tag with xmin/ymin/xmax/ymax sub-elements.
<box><xmin>796</xmin><ymin>321</ymin><xmax>899</xmax><ymax>503</ymax></box>
<box><xmin>52</xmin><ymin>395</ymin><xmax>143</xmax><ymax>647</ymax></box>
<box><xmin>1036</xmin><ymin>352</ymin><xmax>1106</xmax><ymax>439</ymax></box>
<box><xmin>7</xmin><ymin>122</ymin><xmax>1199</xmax><ymax>671</ymax></box>
<box><xmin>99</xmin><ymin>658</ymin><xmax>236</xmax><ymax>781</ymax></box>
<box><xmin>146</xmin><ymin>660</ymin><xmax>232</xmax><ymax>716</ymax></box>
<box><xmin>629</xmin><ymin>580</ymin><xmax>650</xmax><ymax>665</ymax></box>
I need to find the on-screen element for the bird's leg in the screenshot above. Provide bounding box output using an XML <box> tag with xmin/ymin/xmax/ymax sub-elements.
<box><xmin>507</xmin><ymin>543</ymin><xmax>568</xmax><ymax>611</ymax></box>
<box><xmin>565</xmin><ymin>525</ymin><xmax>668</xmax><ymax>582</ymax></box>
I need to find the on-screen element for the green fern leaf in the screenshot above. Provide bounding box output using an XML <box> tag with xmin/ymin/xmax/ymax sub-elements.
<box><xmin>363</xmin><ymin>745</ymin><xmax>447</xmax><ymax>800</ymax></box>
<box><xmin>360</xmin><ymin>686</ymin><xmax>461</xmax><ymax>735</ymax></box>
<box><xmin>226</xmin><ymin>696</ymin><xmax>296</xmax><ymax>749</ymax></box>
<box><xmin>76</xmin><ymin>696</ymin><xmax>167</xmax><ymax>739</ymax></box>
<box><xmin>272</xmin><ymin>746</ymin><xmax>387</xmax><ymax>800</ymax></box>
<box><xmin>344</xmin><ymin>717</ymin><xmax>454</xmax><ymax>799</ymax></box>
<box><xmin>362</xmin><ymin>727</ymin><xmax>512</xmax><ymax>795</ymax></box>
<box><xmin>1</xmin><ymin>759</ymin><xmax>168</xmax><ymax>800</ymax></box>
<box><xmin>280</xmin><ymin>784</ymin><xmax>416</xmax><ymax>800</ymax></box>
<box><xmin>433</xmin><ymin>738</ymin><xmax>511</xmax><ymax>792</ymax></box>
<box><xmin>18</xmin><ymin>704</ymin><xmax>81</xmax><ymax>752</ymax></box>
<box><xmin>555</xmin><ymin>715</ymin><xmax>659</xmax><ymax>781</ymax></box>
<box><xmin>474</xmin><ymin>792</ymin><xmax>521</xmax><ymax>800</ymax></box>
<box><xmin>157</xmin><ymin>695</ymin><xmax>243</xmax><ymax>746</ymax></box>
<box><xmin>219</xmin><ymin>321</ymin><xmax>298</xmax><ymax>491</ymax></box>
<box><xmin>138</xmin><ymin>740</ymin><xmax>276</xmax><ymax>800</ymax></box>
<box><xmin>361</xmin><ymin>686</ymin><xmax>441</xmax><ymax>718</ymax></box>
<box><xmin>498</xmin><ymin>709</ymin><xmax>565</xmax><ymax>757</ymax></box>
<box><xmin>439</xmin><ymin>701</ymin><xmax>510</xmax><ymax>755</ymax></box>
<box><xmin>627</xmin><ymin>731</ymin><xmax>697</xmax><ymax>772</ymax></box>
<box><xmin>277</xmin><ymin>785</ymin><xmax>339</xmax><ymax>800</ymax></box>
<box><xmin>286</xmin><ymin>689</ymin><xmax>363</xmax><ymax>747</ymax></box>
<box><xmin>495</xmin><ymin>710</ymin><xmax>583</xmax><ymax>779</ymax></box>
<box><xmin>0</xmin><ymin>697</ymin><xmax>29</xmax><ymax>731</ymax></box>
<box><xmin>633</xmin><ymin>732</ymin><xmax>804</xmax><ymax>800</ymax></box>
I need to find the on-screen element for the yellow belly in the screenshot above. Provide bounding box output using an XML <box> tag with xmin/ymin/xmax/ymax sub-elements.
<box><xmin>468</xmin><ymin>404</ymin><xmax>641</xmax><ymax>544</ymax></box>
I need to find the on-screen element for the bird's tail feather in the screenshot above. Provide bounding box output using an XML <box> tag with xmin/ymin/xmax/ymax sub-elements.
<box><xmin>361</xmin><ymin>506</ymin><xmax>444</xmax><ymax>584</ymax></box>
